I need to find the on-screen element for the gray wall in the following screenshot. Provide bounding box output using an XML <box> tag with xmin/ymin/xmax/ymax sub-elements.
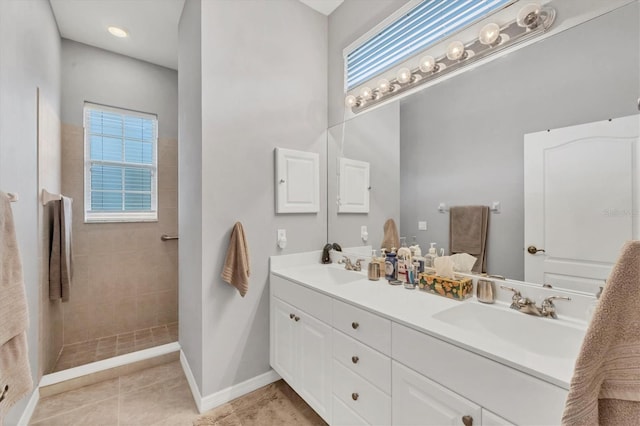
<box><xmin>0</xmin><ymin>0</ymin><xmax>61</xmax><ymax>423</ymax></box>
<box><xmin>328</xmin><ymin>101</ymin><xmax>400</xmax><ymax>248</ymax></box>
<box><xmin>178</xmin><ymin>0</ymin><xmax>203</xmax><ymax>391</ymax></box>
<box><xmin>183</xmin><ymin>0</ymin><xmax>327</xmax><ymax>397</ymax></box>
<box><xmin>400</xmin><ymin>3</ymin><xmax>640</xmax><ymax>280</ymax></box>
<box><xmin>328</xmin><ymin>0</ymin><xmax>410</xmax><ymax>127</ymax></box>
<box><xmin>61</xmin><ymin>39</ymin><xmax>178</xmax><ymax>139</ymax></box>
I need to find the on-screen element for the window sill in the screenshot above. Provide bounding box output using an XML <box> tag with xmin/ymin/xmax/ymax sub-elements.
<box><xmin>85</xmin><ymin>212</ymin><xmax>158</xmax><ymax>223</ymax></box>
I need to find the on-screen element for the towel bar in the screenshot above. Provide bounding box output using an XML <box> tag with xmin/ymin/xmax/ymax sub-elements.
<box><xmin>41</xmin><ymin>189</ymin><xmax>62</xmax><ymax>205</ymax></box>
<box><xmin>161</xmin><ymin>234</ymin><xmax>179</xmax><ymax>241</ymax></box>
<box><xmin>438</xmin><ymin>201</ymin><xmax>501</xmax><ymax>213</ymax></box>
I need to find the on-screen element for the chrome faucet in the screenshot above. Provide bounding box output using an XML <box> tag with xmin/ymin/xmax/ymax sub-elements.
<box><xmin>339</xmin><ymin>256</ymin><xmax>366</xmax><ymax>271</ymax></box>
<box><xmin>501</xmin><ymin>286</ymin><xmax>542</xmax><ymax>316</ymax></box>
<box><xmin>500</xmin><ymin>286</ymin><xmax>571</xmax><ymax>319</ymax></box>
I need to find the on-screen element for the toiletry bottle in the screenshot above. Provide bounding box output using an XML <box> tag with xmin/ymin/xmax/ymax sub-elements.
<box><xmin>413</xmin><ymin>259</ymin><xmax>421</xmax><ymax>284</ymax></box>
<box><xmin>385</xmin><ymin>251</ymin><xmax>397</xmax><ymax>280</ymax></box>
<box><xmin>424</xmin><ymin>243</ymin><xmax>438</xmax><ymax>269</ymax></box>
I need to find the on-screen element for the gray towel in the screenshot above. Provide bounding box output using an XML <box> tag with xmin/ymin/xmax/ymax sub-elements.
<box><xmin>449</xmin><ymin>206</ymin><xmax>489</xmax><ymax>273</ymax></box>
<box><xmin>0</xmin><ymin>192</ymin><xmax>33</xmax><ymax>420</ymax></box>
<box><xmin>49</xmin><ymin>196</ymin><xmax>73</xmax><ymax>302</ymax></box>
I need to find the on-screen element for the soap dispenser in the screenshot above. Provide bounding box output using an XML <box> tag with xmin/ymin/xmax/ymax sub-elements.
<box><xmin>424</xmin><ymin>243</ymin><xmax>438</xmax><ymax>269</ymax></box>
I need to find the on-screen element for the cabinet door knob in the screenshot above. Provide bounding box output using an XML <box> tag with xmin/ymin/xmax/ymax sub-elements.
<box><xmin>289</xmin><ymin>313</ymin><xmax>295</xmax><ymax>319</ymax></box>
<box><xmin>351</xmin><ymin>392</ymin><xmax>359</xmax><ymax>401</ymax></box>
<box><xmin>0</xmin><ymin>384</ymin><xmax>8</xmax><ymax>403</ymax></box>
<box><xmin>351</xmin><ymin>356</ymin><xmax>359</xmax><ymax>364</ymax></box>
<box><xmin>351</xmin><ymin>321</ymin><xmax>359</xmax><ymax>329</ymax></box>
<box><xmin>462</xmin><ymin>415</ymin><xmax>473</xmax><ymax>426</ymax></box>
<box><xmin>294</xmin><ymin>316</ymin><xmax>300</xmax><ymax>322</ymax></box>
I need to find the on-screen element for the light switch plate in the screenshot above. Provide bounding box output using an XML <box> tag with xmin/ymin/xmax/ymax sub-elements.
<box><xmin>418</xmin><ymin>221</ymin><xmax>427</xmax><ymax>231</ymax></box>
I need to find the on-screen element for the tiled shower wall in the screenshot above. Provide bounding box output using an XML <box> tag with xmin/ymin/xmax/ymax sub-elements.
<box><xmin>60</xmin><ymin>123</ymin><xmax>178</xmax><ymax>345</ymax></box>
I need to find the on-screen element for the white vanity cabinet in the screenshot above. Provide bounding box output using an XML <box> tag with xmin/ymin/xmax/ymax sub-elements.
<box><xmin>270</xmin><ymin>271</ymin><xmax>569</xmax><ymax>426</ymax></box>
<box><xmin>392</xmin><ymin>361</ymin><xmax>481</xmax><ymax>426</ymax></box>
<box><xmin>270</xmin><ymin>276</ymin><xmax>333</xmax><ymax>422</ymax></box>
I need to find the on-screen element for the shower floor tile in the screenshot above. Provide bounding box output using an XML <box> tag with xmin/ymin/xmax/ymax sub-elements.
<box><xmin>52</xmin><ymin>322</ymin><xmax>178</xmax><ymax>373</ymax></box>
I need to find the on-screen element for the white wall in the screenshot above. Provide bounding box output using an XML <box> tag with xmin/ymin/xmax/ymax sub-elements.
<box><xmin>196</xmin><ymin>0</ymin><xmax>327</xmax><ymax>397</ymax></box>
<box><xmin>0</xmin><ymin>0</ymin><xmax>61</xmax><ymax>423</ymax></box>
<box><xmin>178</xmin><ymin>0</ymin><xmax>203</xmax><ymax>391</ymax></box>
<box><xmin>61</xmin><ymin>39</ymin><xmax>178</xmax><ymax>139</ymax></box>
<box><xmin>399</xmin><ymin>3</ymin><xmax>640</xmax><ymax>280</ymax></box>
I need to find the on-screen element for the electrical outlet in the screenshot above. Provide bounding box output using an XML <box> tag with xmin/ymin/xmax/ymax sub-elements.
<box><xmin>418</xmin><ymin>221</ymin><xmax>427</xmax><ymax>231</ymax></box>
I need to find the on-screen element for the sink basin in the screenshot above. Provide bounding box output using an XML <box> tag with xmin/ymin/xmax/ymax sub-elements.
<box><xmin>433</xmin><ymin>303</ymin><xmax>586</xmax><ymax>359</ymax></box>
<box><xmin>277</xmin><ymin>265</ymin><xmax>364</xmax><ymax>286</ymax></box>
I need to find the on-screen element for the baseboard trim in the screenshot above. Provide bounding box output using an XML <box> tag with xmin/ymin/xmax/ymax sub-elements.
<box><xmin>179</xmin><ymin>350</ymin><xmax>203</xmax><ymax>413</ymax></box>
<box><xmin>16</xmin><ymin>388</ymin><xmax>39</xmax><ymax>426</ymax></box>
<box><xmin>39</xmin><ymin>342</ymin><xmax>180</xmax><ymax>387</ymax></box>
<box><xmin>179</xmin><ymin>351</ymin><xmax>280</xmax><ymax>414</ymax></box>
<box><xmin>200</xmin><ymin>369</ymin><xmax>281</xmax><ymax>413</ymax></box>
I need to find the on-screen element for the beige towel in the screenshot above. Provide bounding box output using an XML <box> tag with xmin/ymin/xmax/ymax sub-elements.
<box><xmin>381</xmin><ymin>218</ymin><xmax>400</xmax><ymax>251</ymax></box>
<box><xmin>0</xmin><ymin>192</ymin><xmax>33</xmax><ymax>420</ymax></box>
<box><xmin>49</xmin><ymin>196</ymin><xmax>73</xmax><ymax>302</ymax></box>
<box><xmin>562</xmin><ymin>241</ymin><xmax>640</xmax><ymax>425</ymax></box>
<box><xmin>221</xmin><ymin>222</ymin><xmax>250</xmax><ymax>297</ymax></box>
<box><xmin>449</xmin><ymin>206</ymin><xmax>489</xmax><ymax>273</ymax></box>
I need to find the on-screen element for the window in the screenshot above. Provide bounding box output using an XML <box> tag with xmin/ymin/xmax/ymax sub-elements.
<box><xmin>84</xmin><ymin>103</ymin><xmax>158</xmax><ymax>222</ymax></box>
<box><xmin>346</xmin><ymin>0</ymin><xmax>514</xmax><ymax>90</ymax></box>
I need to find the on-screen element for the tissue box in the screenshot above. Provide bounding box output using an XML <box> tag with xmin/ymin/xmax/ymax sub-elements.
<box><xmin>418</xmin><ymin>273</ymin><xmax>473</xmax><ymax>300</ymax></box>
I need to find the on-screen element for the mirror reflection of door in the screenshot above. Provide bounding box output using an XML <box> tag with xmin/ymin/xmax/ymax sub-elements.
<box><xmin>524</xmin><ymin>115</ymin><xmax>640</xmax><ymax>294</ymax></box>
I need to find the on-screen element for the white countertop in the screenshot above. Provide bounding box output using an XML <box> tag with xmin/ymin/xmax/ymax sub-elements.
<box><xmin>270</xmin><ymin>256</ymin><xmax>588</xmax><ymax>390</ymax></box>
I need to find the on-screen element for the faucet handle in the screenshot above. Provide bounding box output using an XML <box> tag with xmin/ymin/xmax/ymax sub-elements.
<box><xmin>355</xmin><ymin>258</ymin><xmax>366</xmax><ymax>266</ymax></box>
<box><xmin>500</xmin><ymin>285</ymin><xmax>521</xmax><ymax>298</ymax></box>
<box><xmin>541</xmin><ymin>295</ymin><xmax>571</xmax><ymax>319</ymax></box>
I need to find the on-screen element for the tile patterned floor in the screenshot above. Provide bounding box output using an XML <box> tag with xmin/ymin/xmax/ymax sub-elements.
<box><xmin>31</xmin><ymin>360</ymin><xmax>324</xmax><ymax>426</ymax></box>
<box><xmin>53</xmin><ymin>323</ymin><xmax>178</xmax><ymax>372</ymax></box>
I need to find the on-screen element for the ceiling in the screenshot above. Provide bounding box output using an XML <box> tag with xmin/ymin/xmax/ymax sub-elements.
<box><xmin>49</xmin><ymin>0</ymin><xmax>343</xmax><ymax>71</ymax></box>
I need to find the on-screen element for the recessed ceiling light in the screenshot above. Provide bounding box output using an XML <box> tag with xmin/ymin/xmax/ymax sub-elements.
<box><xmin>108</xmin><ymin>26</ymin><xmax>128</xmax><ymax>38</ymax></box>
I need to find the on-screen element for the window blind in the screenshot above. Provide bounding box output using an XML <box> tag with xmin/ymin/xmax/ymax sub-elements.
<box><xmin>84</xmin><ymin>103</ymin><xmax>158</xmax><ymax>222</ymax></box>
<box><xmin>346</xmin><ymin>0</ymin><xmax>514</xmax><ymax>90</ymax></box>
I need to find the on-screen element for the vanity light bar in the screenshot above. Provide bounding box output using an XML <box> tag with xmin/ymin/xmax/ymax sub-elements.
<box><xmin>346</xmin><ymin>4</ymin><xmax>556</xmax><ymax>113</ymax></box>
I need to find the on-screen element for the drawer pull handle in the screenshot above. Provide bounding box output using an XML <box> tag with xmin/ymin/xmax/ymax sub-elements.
<box><xmin>462</xmin><ymin>415</ymin><xmax>473</xmax><ymax>426</ymax></box>
<box><xmin>0</xmin><ymin>384</ymin><xmax>8</xmax><ymax>403</ymax></box>
<box><xmin>351</xmin><ymin>322</ymin><xmax>359</xmax><ymax>330</ymax></box>
<box><xmin>351</xmin><ymin>392</ymin><xmax>359</xmax><ymax>401</ymax></box>
<box><xmin>289</xmin><ymin>313</ymin><xmax>295</xmax><ymax>319</ymax></box>
<box><xmin>294</xmin><ymin>316</ymin><xmax>300</xmax><ymax>322</ymax></box>
<box><xmin>351</xmin><ymin>356</ymin><xmax>359</xmax><ymax>364</ymax></box>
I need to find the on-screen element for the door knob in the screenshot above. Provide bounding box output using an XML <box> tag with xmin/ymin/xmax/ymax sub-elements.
<box><xmin>294</xmin><ymin>316</ymin><xmax>300</xmax><ymax>322</ymax></box>
<box><xmin>351</xmin><ymin>356</ymin><xmax>359</xmax><ymax>364</ymax></box>
<box><xmin>289</xmin><ymin>313</ymin><xmax>295</xmax><ymax>319</ymax></box>
<box><xmin>527</xmin><ymin>245</ymin><xmax>546</xmax><ymax>254</ymax></box>
<box><xmin>352</xmin><ymin>322</ymin><xmax>359</xmax><ymax>329</ymax></box>
<box><xmin>462</xmin><ymin>415</ymin><xmax>473</xmax><ymax>426</ymax></box>
<box><xmin>351</xmin><ymin>392</ymin><xmax>359</xmax><ymax>401</ymax></box>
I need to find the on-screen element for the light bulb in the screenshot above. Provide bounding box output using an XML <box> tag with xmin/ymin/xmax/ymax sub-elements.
<box><xmin>345</xmin><ymin>95</ymin><xmax>357</xmax><ymax>107</ymax></box>
<box><xmin>446</xmin><ymin>41</ymin><xmax>466</xmax><ymax>61</ymax></box>
<box><xmin>396</xmin><ymin>67</ymin><xmax>412</xmax><ymax>84</ymax></box>
<box><xmin>418</xmin><ymin>55</ymin><xmax>436</xmax><ymax>73</ymax></box>
<box><xmin>378</xmin><ymin>78</ymin><xmax>391</xmax><ymax>93</ymax></box>
<box><xmin>360</xmin><ymin>86</ymin><xmax>372</xmax><ymax>100</ymax></box>
<box><xmin>517</xmin><ymin>3</ymin><xmax>541</xmax><ymax>28</ymax></box>
<box><xmin>479</xmin><ymin>23</ymin><xmax>501</xmax><ymax>45</ymax></box>
<box><xmin>108</xmin><ymin>26</ymin><xmax>129</xmax><ymax>38</ymax></box>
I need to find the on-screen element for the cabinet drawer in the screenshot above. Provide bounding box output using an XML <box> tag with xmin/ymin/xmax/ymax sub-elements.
<box><xmin>392</xmin><ymin>323</ymin><xmax>567</xmax><ymax>425</ymax></box>
<box><xmin>332</xmin><ymin>396</ymin><xmax>369</xmax><ymax>426</ymax></box>
<box><xmin>483</xmin><ymin>408</ymin><xmax>515</xmax><ymax>426</ymax></box>
<box><xmin>270</xmin><ymin>274</ymin><xmax>332</xmax><ymax>324</ymax></box>
<box><xmin>332</xmin><ymin>299</ymin><xmax>391</xmax><ymax>355</ymax></box>
<box><xmin>333</xmin><ymin>361</ymin><xmax>391</xmax><ymax>425</ymax></box>
<box><xmin>393</xmin><ymin>361</ymin><xmax>481</xmax><ymax>426</ymax></box>
<box><xmin>333</xmin><ymin>329</ymin><xmax>391</xmax><ymax>394</ymax></box>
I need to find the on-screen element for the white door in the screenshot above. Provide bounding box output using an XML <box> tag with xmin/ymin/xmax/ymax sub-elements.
<box><xmin>524</xmin><ymin>115</ymin><xmax>640</xmax><ymax>294</ymax></box>
<box><xmin>271</xmin><ymin>297</ymin><xmax>297</xmax><ymax>384</ymax></box>
<box><xmin>392</xmin><ymin>361</ymin><xmax>481</xmax><ymax>426</ymax></box>
<box><xmin>338</xmin><ymin>157</ymin><xmax>370</xmax><ymax>213</ymax></box>
<box><xmin>298</xmin><ymin>312</ymin><xmax>332</xmax><ymax>422</ymax></box>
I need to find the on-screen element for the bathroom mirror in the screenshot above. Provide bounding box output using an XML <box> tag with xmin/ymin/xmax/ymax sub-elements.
<box><xmin>327</xmin><ymin>2</ymin><xmax>640</xmax><ymax>294</ymax></box>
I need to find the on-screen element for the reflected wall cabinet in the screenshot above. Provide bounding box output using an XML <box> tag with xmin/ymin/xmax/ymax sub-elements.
<box><xmin>275</xmin><ymin>147</ymin><xmax>320</xmax><ymax>213</ymax></box>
